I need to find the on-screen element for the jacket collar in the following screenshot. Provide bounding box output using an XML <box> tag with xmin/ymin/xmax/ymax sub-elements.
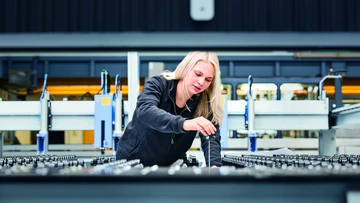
<box><xmin>168</xmin><ymin>79</ymin><xmax>199</xmax><ymax>111</ymax></box>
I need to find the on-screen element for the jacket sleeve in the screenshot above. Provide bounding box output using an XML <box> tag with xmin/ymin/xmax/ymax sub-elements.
<box><xmin>135</xmin><ymin>76</ymin><xmax>187</xmax><ymax>134</ymax></box>
<box><xmin>200</xmin><ymin>124</ymin><xmax>222</xmax><ymax>167</ymax></box>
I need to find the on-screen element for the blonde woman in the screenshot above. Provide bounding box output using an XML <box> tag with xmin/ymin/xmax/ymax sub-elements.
<box><xmin>116</xmin><ymin>51</ymin><xmax>223</xmax><ymax>167</ymax></box>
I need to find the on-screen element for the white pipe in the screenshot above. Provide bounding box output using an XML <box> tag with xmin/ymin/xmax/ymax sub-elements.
<box><xmin>39</xmin><ymin>91</ymin><xmax>49</xmax><ymax>153</ymax></box>
<box><xmin>40</xmin><ymin>91</ymin><xmax>49</xmax><ymax>134</ymax></box>
<box><xmin>247</xmin><ymin>94</ymin><xmax>255</xmax><ymax>132</ymax></box>
<box><xmin>114</xmin><ymin>92</ymin><xmax>122</xmax><ymax>135</ymax></box>
<box><xmin>318</xmin><ymin>75</ymin><xmax>342</xmax><ymax>100</ymax></box>
<box><xmin>127</xmin><ymin>52</ymin><xmax>140</xmax><ymax>122</ymax></box>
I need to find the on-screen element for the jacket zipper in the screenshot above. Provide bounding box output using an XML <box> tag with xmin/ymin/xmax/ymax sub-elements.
<box><xmin>168</xmin><ymin>92</ymin><xmax>187</xmax><ymax>145</ymax></box>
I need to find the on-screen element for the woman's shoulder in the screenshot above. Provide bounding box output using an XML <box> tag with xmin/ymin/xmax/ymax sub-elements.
<box><xmin>147</xmin><ymin>75</ymin><xmax>170</xmax><ymax>86</ymax></box>
<box><xmin>148</xmin><ymin>75</ymin><xmax>166</xmax><ymax>82</ymax></box>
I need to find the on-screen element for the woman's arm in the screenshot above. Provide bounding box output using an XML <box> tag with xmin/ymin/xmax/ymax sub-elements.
<box><xmin>135</xmin><ymin>76</ymin><xmax>186</xmax><ymax>134</ymax></box>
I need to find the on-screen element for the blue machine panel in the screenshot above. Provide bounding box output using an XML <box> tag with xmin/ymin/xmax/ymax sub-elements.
<box><xmin>94</xmin><ymin>94</ymin><xmax>113</xmax><ymax>149</ymax></box>
<box><xmin>95</xmin><ymin>62</ymin><xmax>128</xmax><ymax>78</ymax></box>
<box><xmin>346</xmin><ymin>62</ymin><xmax>360</xmax><ymax>77</ymax></box>
<box><xmin>234</xmin><ymin>61</ymin><xmax>274</xmax><ymax>77</ymax></box>
<box><xmin>49</xmin><ymin>61</ymin><xmax>90</xmax><ymax>78</ymax></box>
<box><xmin>219</xmin><ymin>62</ymin><xmax>230</xmax><ymax>76</ymax></box>
<box><xmin>281</xmin><ymin>62</ymin><xmax>322</xmax><ymax>77</ymax></box>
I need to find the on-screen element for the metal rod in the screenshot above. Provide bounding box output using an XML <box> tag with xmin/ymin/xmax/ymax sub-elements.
<box><xmin>127</xmin><ymin>52</ymin><xmax>140</xmax><ymax>122</ymax></box>
<box><xmin>247</xmin><ymin>75</ymin><xmax>257</xmax><ymax>152</ymax></box>
<box><xmin>113</xmin><ymin>91</ymin><xmax>123</xmax><ymax>154</ymax></box>
<box><xmin>318</xmin><ymin>75</ymin><xmax>342</xmax><ymax>100</ymax></box>
<box><xmin>114</xmin><ymin>92</ymin><xmax>122</xmax><ymax>134</ymax></box>
<box><xmin>0</xmin><ymin>131</ymin><xmax>3</xmax><ymax>158</ymax></box>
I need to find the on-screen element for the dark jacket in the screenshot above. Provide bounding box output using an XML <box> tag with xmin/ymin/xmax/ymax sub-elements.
<box><xmin>116</xmin><ymin>75</ymin><xmax>222</xmax><ymax>167</ymax></box>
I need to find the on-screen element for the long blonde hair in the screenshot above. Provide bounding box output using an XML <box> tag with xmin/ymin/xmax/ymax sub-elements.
<box><xmin>161</xmin><ymin>51</ymin><xmax>223</xmax><ymax>125</ymax></box>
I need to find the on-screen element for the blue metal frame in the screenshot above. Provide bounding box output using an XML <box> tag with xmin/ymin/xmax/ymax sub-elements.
<box><xmin>94</xmin><ymin>94</ymin><xmax>113</xmax><ymax>153</ymax></box>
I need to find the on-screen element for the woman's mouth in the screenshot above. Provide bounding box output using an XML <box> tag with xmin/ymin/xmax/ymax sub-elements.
<box><xmin>193</xmin><ymin>85</ymin><xmax>201</xmax><ymax>92</ymax></box>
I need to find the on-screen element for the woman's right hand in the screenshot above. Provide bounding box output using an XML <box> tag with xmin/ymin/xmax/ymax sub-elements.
<box><xmin>183</xmin><ymin>116</ymin><xmax>216</xmax><ymax>136</ymax></box>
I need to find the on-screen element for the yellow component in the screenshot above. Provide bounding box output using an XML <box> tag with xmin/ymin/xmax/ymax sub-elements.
<box><xmin>15</xmin><ymin>131</ymin><xmax>31</xmax><ymax>145</ymax></box>
<box><xmin>221</xmin><ymin>97</ymin><xmax>225</xmax><ymax>105</ymax></box>
<box><xmin>64</xmin><ymin>130</ymin><xmax>83</xmax><ymax>144</ymax></box>
<box><xmin>17</xmin><ymin>84</ymin><xmax>360</xmax><ymax>97</ymax></box>
<box><xmin>232</xmin><ymin>86</ymin><xmax>360</xmax><ymax>96</ymax></box>
<box><xmin>83</xmin><ymin>130</ymin><xmax>94</xmax><ymax>144</ymax></box>
<box><xmin>323</xmin><ymin>86</ymin><xmax>360</xmax><ymax>94</ymax></box>
<box><xmin>101</xmin><ymin>97</ymin><xmax>111</xmax><ymax>106</ymax></box>
<box><xmin>18</xmin><ymin>85</ymin><xmax>143</xmax><ymax>96</ymax></box>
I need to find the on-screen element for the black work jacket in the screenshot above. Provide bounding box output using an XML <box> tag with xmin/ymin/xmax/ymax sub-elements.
<box><xmin>116</xmin><ymin>75</ymin><xmax>222</xmax><ymax>167</ymax></box>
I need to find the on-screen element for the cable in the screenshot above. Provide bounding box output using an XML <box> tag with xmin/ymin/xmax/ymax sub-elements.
<box><xmin>115</xmin><ymin>74</ymin><xmax>122</xmax><ymax>93</ymax></box>
<box><xmin>101</xmin><ymin>69</ymin><xmax>110</xmax><ymax>94</ymax></box>
<box><xmin>40</xmin><ymin>74</ymin><xmax>48</xmax><ymax>100</ymax></box>
<box><xmin>114</xmin><ymin>74</ymin><xmax>121</xmax><ymax>101</ymax></box>
<box><xmin>38</xmin><ymin>74</ymin><xmax>48</xmax><ymax>124</ymax></box>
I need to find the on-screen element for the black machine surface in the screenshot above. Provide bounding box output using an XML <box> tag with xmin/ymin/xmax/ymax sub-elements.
<box><xmin>1</xmin><ymin>154</ymin><xmax>360</xmax><ymax>203</ymax></box>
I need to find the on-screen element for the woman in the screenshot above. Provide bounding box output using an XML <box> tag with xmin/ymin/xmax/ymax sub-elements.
<box><xmin>116</xmin><ymin>51</ymin><xmax>223</xmax><ymax>167</ymax></box>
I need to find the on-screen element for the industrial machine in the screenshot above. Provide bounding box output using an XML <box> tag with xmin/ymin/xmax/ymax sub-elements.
<box><xmin>0</xmin><ymin>52</ymin><xmax>360</xmax><ymax>203</ymax></box>
<box><xmin>0</xmin><ymin>152</ymin><xmax>360</xmax><ymax>203</ymax></box>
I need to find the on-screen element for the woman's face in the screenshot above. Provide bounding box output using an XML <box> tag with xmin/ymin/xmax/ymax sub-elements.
<box><xmin>185</xmin><ymin>61</ymin><xmax>215</xmax><ymax>96</ymax></box>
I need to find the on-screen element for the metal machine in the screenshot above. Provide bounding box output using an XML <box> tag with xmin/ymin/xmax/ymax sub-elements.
<box><xmin>0</xmin><ymin>52</ymin><xmax>359</xmax><ymax>156</ymax></box>
<box><xmin>0</xmin><ymin>52</ymin><xmax>140</xmax><ymax>157</ymax></box>
<box><xmin>1</xmin><ymin>52</ymin><xmax>360</xmax><ymax>203</ymax></box>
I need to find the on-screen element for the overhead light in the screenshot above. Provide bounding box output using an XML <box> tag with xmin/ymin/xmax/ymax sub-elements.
<box><xmin>280</xmin><ymin>83</ymin><xmax>304</xmax><ymax>91</ymax></box>
<box><xmin>239</xmin><ymin>83</ymin><xmax>277</xmax><ymax>91</ymax></box>
<box><xmin>240</xmin><ymin>83</ymin><xmax>304</xmax><ymax>92</ymax></box>
<box><xmin>190</xmin><ymin>0</ymin><xmax>214</xmax><ymax>21</ymax></box>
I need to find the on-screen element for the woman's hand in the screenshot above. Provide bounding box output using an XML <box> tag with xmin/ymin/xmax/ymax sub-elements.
<box><xmin>183</xmin><ymin>116</ymin><xmax>216</xmax><ymax>136</ymax></box>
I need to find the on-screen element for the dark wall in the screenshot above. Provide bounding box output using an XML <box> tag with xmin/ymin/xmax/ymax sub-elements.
<box><xmin>1</xmin><ymin>0</ymin><xmax>360</xmax><ymax>33</ymax></box>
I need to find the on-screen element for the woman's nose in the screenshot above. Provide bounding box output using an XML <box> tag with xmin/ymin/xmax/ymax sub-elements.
<box><xmin>198</xmin><ymin>78</ymin><xmax>204</xmax><ymax>85</ymax></box>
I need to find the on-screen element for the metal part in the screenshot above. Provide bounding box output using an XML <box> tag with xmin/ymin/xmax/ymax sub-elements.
<box><xmin>0</xmin><ymin>92</ymin><xmax>343</xmax><ymax>158</ymax></box>
<box><xmin>113</xmin><ymin>90</ymin><xmax>123</xmax><ymax>154</ymax></box>
<box><xmin>0</xmin><ymin>101</ymin><xmax>95</xmax><ymax>131</ymax></box>
<box><xmin>101</xmin><ymin>69</ymin><xmax>110</xmax><ymax>94</ymax></box>
<box><xmin>228</xmin><ymin>100</ymin><xmax>329</xmax><ymax>130</ymax></box>
<box><xmin>245</xmin><ymin>75</ymin><xmax>257</xmax><ymax>152</ymax></box>
<box><xmin>331</xmin><ymin>103</ymin><xmax>360</xmax><ymax>128</ymax></box>
<box><xmin>318</xmin><ymin>130</ymin><xmax>337</xmax><ymax>156</ymax></box>
<box><xmin>0</xmin><ymin>132</ymin><xmax>2</xmax><ymax>158</ymax></box>
<box><xmin>0</xmin><ymin>99</ymin><xmax>330</xmax><ymax>155</ymax></box>
<box><xmin>47</xmin><ymin>100</ymin><xmax>52</xmax><ymax>130</ymax></box>
<box><xmin>192</xmin><ymin>137</ymin><xmax>319</xmax><ymax>149</ymax></box>
<box><xmin>220</xmin><ymin>94</ymin><xmax>228</xmax><ymax>148</ymax></box>
<box><xmin>318</xmin><ymin>75</ymin><xmax>342</xmax><ymax>101</ymax></box>
<box><xmin>94</xmin><ymin>94</ymin><xmax>113</xmax><ymax>151</ymax></box>
<box><xmin>319</xmin><ymin>104</ymin><xmax>360</xmax><ymax>156</ymax></box>
<box><xmin>37</xmin><ymin>90</ymin><xmax>49</xmax><ymax>154</ymax></box>
<box><xmin>127</xmin><ymin>52</ymin><xmax>140</xmax><ymax>122</ymax></box>
<box><xmin>205</xmin><ymin>136</ymin><xmax>210</xmax><ymax>168</ymax></box>
<box><xmin>51</xmin><ymin>101</ymin><xmax>94</xmax><ymax>130</ymax></box>
<box><xmin>0</xmin><ymin>101</ymin><xmax>43</xmax><ymax>131</ymax></box>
